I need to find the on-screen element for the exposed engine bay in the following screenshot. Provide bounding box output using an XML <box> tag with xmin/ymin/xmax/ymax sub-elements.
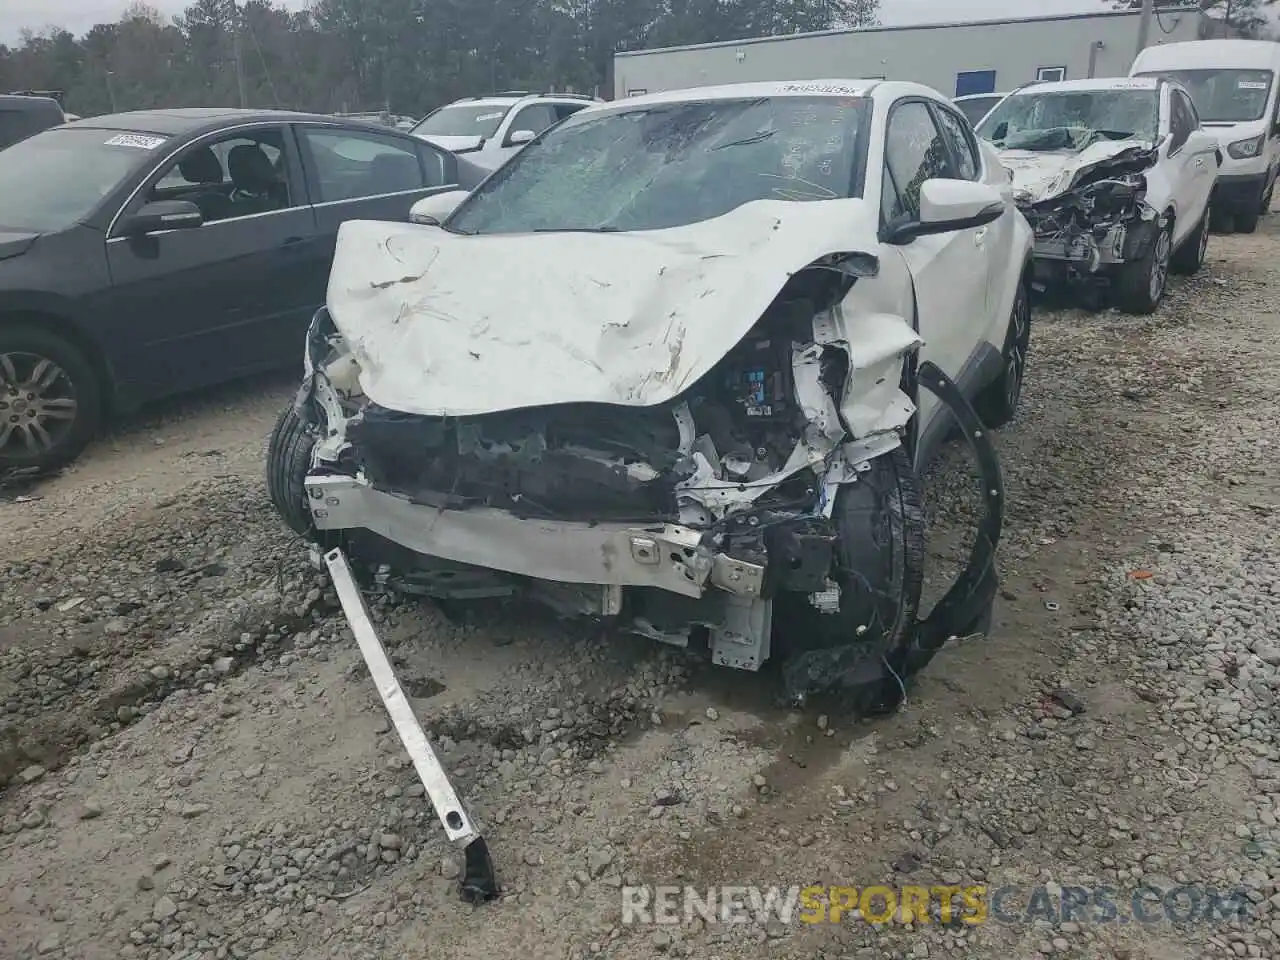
<box><xmin>342</xmin><ymin>298</ymin><xmax>837</xmax><ymax>527</ymax></box>
<box><xmin>1007</xmin><ymin>142</ymin><xmax>1161</xmax><ymax>276</ymax></box>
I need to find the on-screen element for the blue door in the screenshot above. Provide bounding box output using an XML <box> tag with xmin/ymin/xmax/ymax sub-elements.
<box><xmin>955</xmin><ymin>70</ymin><xmax>997</xmax><ymax>97</ymax></box>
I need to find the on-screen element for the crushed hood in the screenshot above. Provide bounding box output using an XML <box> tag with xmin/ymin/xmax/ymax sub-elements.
<box><xmin>999</xmin><ymin>139</ymin><xmax>1158</xmax><ymax>204</ymax></box>
<box><xmin>325</xmin><ymin>199</ymin><xmax>885</xmax><ymax>418</ymax></box>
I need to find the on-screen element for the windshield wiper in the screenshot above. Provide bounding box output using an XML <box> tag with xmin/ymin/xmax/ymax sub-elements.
<box><xmin>711</xmin><ymin>129</ymin><xmax>776</xmax><ymax>151</ymax></box>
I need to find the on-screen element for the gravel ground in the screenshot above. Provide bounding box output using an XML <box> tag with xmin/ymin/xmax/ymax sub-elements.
<box><xmin>1</xmin><ymin>218</ymin><xmax>1277</xmax><ymax>960</ymax></box>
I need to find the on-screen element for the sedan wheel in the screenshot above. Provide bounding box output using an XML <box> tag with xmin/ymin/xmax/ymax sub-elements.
<box><xmin>0</xmin><ymin>327</ymin><xmax>101</xmax><ymax>473</ymax></box>
<box><xmin>0</xmin><ymin>353</ymin><xmax>78</xmax><ymax>457</ymax></box>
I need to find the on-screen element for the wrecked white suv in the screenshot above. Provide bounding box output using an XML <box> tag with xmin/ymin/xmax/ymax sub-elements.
<box><xmin>267</xmin><ymin>80</ymin><xmax>1035</xmax><ymax>711</ymax></box>
<box><xmin>976</xmin><ymin>77</ymin><xmax>1220</xmax><ymax>314</ymax></box>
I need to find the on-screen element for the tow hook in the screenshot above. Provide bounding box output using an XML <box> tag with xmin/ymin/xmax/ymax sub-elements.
<box><xmin>325</xmin><ymin>547</ymin><xmax>500</xmax><ymax>903</ymax></box>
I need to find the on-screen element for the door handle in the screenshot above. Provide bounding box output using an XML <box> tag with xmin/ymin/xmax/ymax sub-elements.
<box><xmin>281</xmin><ymin>236</ymin><xmax>306</xmax><ymax>246</ymax></box>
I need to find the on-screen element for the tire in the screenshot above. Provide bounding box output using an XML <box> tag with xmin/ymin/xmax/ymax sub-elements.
<box><xmin>776</xmin><ymin>445</ymin><xmax>926</xmax><ymax>711</ymax></box>
<box><xmin>0</xmin><ymin>324</ymin><xmax>102</xmax><ymax>474</ymax></box>
<box><xmin>975</xmin><ymin>277</ymin><xmax>1031</xmax><ymax>428</ymax></box>
<box><xmin>1171</xmin><ymin>207</ymin><xmax>1210</xmax><ymax>276</ymax></box>
<box><xmin>1115</xmin><ymin>220</ymin><xmax>1172</xmax><ymax>315</ymax></box>
<box><xmin>266</xmin><ymin>404</ymin><xmax>318</xmax><ymax>536</ymax></box>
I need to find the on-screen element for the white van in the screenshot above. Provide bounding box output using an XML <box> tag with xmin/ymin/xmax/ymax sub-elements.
<box><xmin>1131</xmin><ymin>39</ymin><xmax>1280</xmax><ymax>232</ymax></box>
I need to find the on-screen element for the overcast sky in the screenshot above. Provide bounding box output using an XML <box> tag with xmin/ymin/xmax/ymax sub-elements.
<box><xmin>1</xmin><ymin>0</ymin><xmax>1119</xmax><ymax>45</ymax></box>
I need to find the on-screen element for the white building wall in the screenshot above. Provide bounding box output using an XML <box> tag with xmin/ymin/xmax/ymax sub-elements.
<box><xmin>613</xmin><ymin>9</ymin><xmax>1207</xmax><ymax>100</ymax></box>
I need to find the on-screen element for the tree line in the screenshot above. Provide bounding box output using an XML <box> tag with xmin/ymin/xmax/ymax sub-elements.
<box><xmin>0</xmin><ymin>0</ymin><xmax>879</xmax><ymax>120</ymax></box>
<box><xmin>1111</xmin><ymin>0</ymin><xmax>1278</xmax><ymax>37</ymax></box>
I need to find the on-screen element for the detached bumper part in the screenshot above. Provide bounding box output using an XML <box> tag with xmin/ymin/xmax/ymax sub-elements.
<box><xmin>324</xmin><ymin>547</ymin><xmax>498</xmax><ymax>903</ymax></box>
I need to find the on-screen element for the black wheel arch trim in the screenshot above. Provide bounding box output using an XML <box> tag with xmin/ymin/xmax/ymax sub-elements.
<box><xmin>851</xmin><ymin>359</ymin><xmax>1006</xmax><ymax>715</ymax></box>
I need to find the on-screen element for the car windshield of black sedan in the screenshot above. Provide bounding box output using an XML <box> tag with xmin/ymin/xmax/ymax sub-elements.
<box><xmin>446</xmin><ymin>96</ymin><xmax>870</xmax><ymax>235</ymax></box>
<box><xmin>0</xmin><ymin>127</ymin><xmax>167</xmax><ymax>233</ymax></box>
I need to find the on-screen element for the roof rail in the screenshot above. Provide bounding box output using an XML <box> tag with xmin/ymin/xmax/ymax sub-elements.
<box><xmin>494</xmin><ymin>90</ymin><xmax>532</xmax><ymax>96</ymax></box>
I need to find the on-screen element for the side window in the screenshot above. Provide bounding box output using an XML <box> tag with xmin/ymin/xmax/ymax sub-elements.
<box><xmin>300</xmin><ymin>128</ymin><xmax>430</xmax><ymax>203</ymax></box>
<box><xmin>884</xmin><ymin>101</ymin><xmax>954</xmax><ymax>221</ymax></box>
<box><xmin>1180</xmin><ymin>91</ymin><xmax>1201</xmax><ymax>128</ymax></box>
<box><xmin>933</xmin><ymin>106</ymin><xmax>981</xmax><ymax>180</ymax></box>
<box><xmin>506</xmin><ymin>104</ymin><xmax>559</xmax><ymax>142</ymax></box>
<box><xmin>1169</xmin><ymin>93</ymin><xmax>1193</xmax><ymax>152</ymax></box>
<box><xmin>553</xmin><ymin>102</ymin><xmax>589</xmax><ymax>122</ymax></box>
<box><xmin>881</xmin><ymin>163</ymin><xmax>907</xmax><ymax>227</ymax></box>
<box><xmin>149</xmin><ymin>128</ymin><xmax>292</xmax><ymax>225</ymax></box>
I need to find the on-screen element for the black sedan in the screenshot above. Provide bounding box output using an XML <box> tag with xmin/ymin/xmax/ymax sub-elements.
<box><xmin>0</xmin><ymin>108</ymin><xmax>479</xmax><ymax>472</ymax></box>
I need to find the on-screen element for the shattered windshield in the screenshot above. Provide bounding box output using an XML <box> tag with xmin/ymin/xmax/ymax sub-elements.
<box><xmin>411</xmin><ymin>104</ymin><xmax>512</xmax><ymax>139</ymax></box>
<box><xmin>445</xmin><ymin>95</ymin><xmax>870</xmax><ymax>235</ymax></box>
<box><xmin>1136</xmin><ymin>69</ymin><xmax>1274</xmax><ymax>123</ymax></box>
<box><xmin>977</xmin><ymin>89</ymin><xmax>1159</xmax><ymax>151</ymax></box>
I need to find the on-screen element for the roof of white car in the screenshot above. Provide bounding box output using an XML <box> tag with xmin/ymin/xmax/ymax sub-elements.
<box><xmin>1012</xmin><ymin>77</ymin><xmax>1160</xmax><ymax>95</ymax></box>
<box><xmin>1133</xmin><ymin>38</ymin><xmax>1280</xmax><ymax>71</ymax></box>
<box><xmin>444</xmin><ymin>94</ymin><xmax>597</xmax><ymax>109</ymax></box>
<box><xmin>583</xmin><ymin>79</ymin><xmax>941</xmax><ymax>115</ymax></box>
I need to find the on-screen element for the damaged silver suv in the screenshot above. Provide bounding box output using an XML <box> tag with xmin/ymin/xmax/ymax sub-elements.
<box><xmin>267</xmin><ymin>79</ymin><xmax>1035</xmax><ymax>713</ymax></box>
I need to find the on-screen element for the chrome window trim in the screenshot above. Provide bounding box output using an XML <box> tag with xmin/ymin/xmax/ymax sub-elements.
<box><xmin>104</xmin><ymin>204</ymin><xmax>308</xmax><ymax>243</ymax></box>
<box><xmin>310</xmin><ymin>186</ymin><xmax>459</xmax><ymax>210</ymax></box>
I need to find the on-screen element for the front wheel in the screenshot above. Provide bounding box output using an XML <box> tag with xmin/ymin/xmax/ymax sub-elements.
<box><xmin>266</xmin><ymin>405</ymin><xmax>319</xmax><ymax>536</ymax></box>
<box><xmin>1115</xmin><ymin>221</ymin><xmax>1172</xmax><ymax>315</ymax></box>
<box><xmin>775</xmin><ymin>446</ymin><xmax>926</xmax><ymax>711</ymax></box>
<box><xmin>975</xmin><ymin>278</ymin><xmax>1031</xmax><ymax>428</ymax></box>
<box><xmin>0</xmin><ymin>325</ymin><xmax>102</xmax><ymax>474</ymax></box>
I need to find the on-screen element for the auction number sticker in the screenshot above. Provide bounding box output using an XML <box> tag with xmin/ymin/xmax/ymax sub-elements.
<box><xmin>1239</xmin><ymin>80</ymin><xmax>1268</xmax><ymax>90</ymax></box>
<box><xmin>104</xmin><ymin>133</ymin><xmax>167</xmax><ymax>149</ymax></box>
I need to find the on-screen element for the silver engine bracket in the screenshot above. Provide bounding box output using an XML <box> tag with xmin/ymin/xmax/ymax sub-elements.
<box><xmin>710</xmin><ymin>595</ymin><xmax>773</xmax><ymax>671</ymax></box>
<box><xmin>324</xmin><ymin>547</ymin><xmax>498</xmax><ymax>903</ymax></box>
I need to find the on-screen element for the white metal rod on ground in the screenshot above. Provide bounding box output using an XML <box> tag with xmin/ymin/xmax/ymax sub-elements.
<box><xmin>324</xmin><ymin>546</ymin><xmax>479</xmax><ymax>845</ymax></box>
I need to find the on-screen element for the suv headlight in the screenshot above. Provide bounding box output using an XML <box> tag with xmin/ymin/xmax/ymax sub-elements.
<box><xmin>1227</xmin><ymin>134</ymin><xmax>1264</xmax><ymax>159</ymax></box>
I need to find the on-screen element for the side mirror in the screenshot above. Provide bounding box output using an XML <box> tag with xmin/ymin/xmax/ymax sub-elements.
<box><xmin>119</xmin><ymin>200</ymin><xmax>203</xmax><ymax>236</ymax></box>
<box><xmin>507</xmin><ymin>129</ymin><xmax>536</xmax><ymax>146</ymax></box>
<box><xmin>884</xmin><ymin>179</ymin><xmax>1006</xmax><ymax>246</ymax></box>
<box><xmin>408</xmin><ymin>189</ymin><xmax>471</xmax><ymax>226</ymax></box>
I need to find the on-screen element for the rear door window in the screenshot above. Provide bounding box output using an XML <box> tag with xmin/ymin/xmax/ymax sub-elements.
<box><xmin>300</xmin><ymin>127</ymin><xmax>435</xmax><ymax>202</ymax></box>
